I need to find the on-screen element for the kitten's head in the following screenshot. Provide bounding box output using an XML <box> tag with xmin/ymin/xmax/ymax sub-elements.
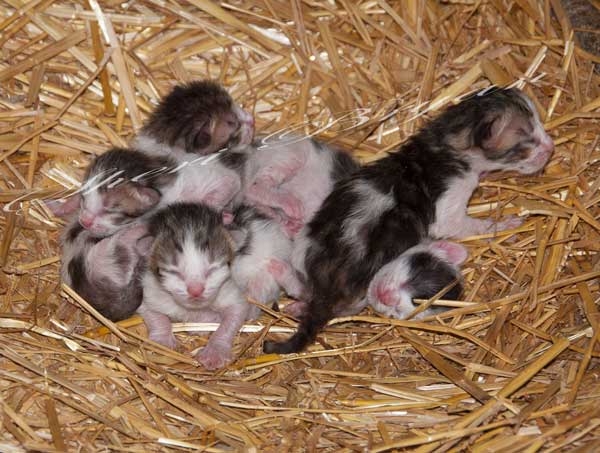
<box><xmin>369</xmin><ymin>241</ymin><xmax>467</xmax><ymax>319</ymax></box>
<box><xmin>78</xmin><ymin>148</ymin><xmax>174</xmax><ymax>237</ymax></box>
<box><xmin>147</xmin><ymin>203</ymin><xmax>234</xmax><ymax>306</ymax></box>
<box><xmin>142</xmin><ymin>80</ymin><xmax>254</xmax><ymax>155</ymax></box>
<box><xmin>442</xmin><ymin>88</ymin><xmax>554</xmax><ymax>174</ymax></box>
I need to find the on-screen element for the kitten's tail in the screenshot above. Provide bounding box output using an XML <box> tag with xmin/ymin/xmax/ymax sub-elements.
<box><xmin>263</xmin><ymin>299</ymin><xmax>332</xmax><ymax>354</ymax></box>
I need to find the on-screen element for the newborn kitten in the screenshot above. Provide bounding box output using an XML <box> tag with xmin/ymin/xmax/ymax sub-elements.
<box><xmin>48</xmin><ymin>148</ymin><xmax>175</xmax><ymax>232</ymax></box>
<box><xmin>264</xmin><ymin>87</ymin><xmax>555</xmax><ymax>354</ymax></box>
<box><xmin>227</xmin><ymin>205</ymin><xmax>304</xmax><ymax>312</ymax></box>
<box><xmin>134</xmin><ymin>80</ymin><xmax>254</xmax><ymax>161</ymax></box>
<box><xmin>242</xmin><ymin>138</ymin><xmax>359</xmax><ymax>237</ymax></box>
<box><xmin>61</xmin><ymin>221</ymin><xmax>148</xmax><ymax>321</ymax></box>
<box><xmin>76</xmin><ymin>148</ymin><xmax>176</xmax><ymax>237</ymax></box>
<box><xmin>62</xmin><ymin>145</ymin><xmax>245</xmax><ymax>238</ymax></box>
<box><xmin>365</xmin><ymin>240</ymin><xmax>467</xmax><ymax>319</ymax></box>
<box><xmin>137</xmin><ymin>203</ymin><xmax>250</xmax><ymax>370</ymax></box>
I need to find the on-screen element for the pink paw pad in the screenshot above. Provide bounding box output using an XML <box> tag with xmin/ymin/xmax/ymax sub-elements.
<box><xmin>374</xmin><ymin>283</ymin><xmax>400</xmax><ymax>307</ymax></box>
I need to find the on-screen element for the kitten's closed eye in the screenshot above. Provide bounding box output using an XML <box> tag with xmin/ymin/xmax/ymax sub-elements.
<box><xmin>206</xmin><ymin>262</ymin><xmax>225</xmax><ymax>277</ymax></box>
<box><xmin>160</xmin><ymin>267</ymin><xmax>184</xmax><ymax>279</ymax></box>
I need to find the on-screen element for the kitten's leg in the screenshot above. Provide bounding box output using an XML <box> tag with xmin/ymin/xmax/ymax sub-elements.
<box><xmin>448</xmin><ymin>215</ymin><xmax>523</xmax><ymax>238</ymax></box>
<box><xmin>246</xmin><ymin>155</ymin><xmax>306</xmax><ymax>220</ymax></box>
<box><xmin>197</xmin><ymin>296</ymin><xmax>248</xmax><ymax>370</ymax></box>
<box><xmin>182</xmin><ymin>175</ymin><xmax>241</xmax><ymax>209</ymax></box>
<box><xmin>430</xmin><ymin>175</ymin><xmax>522</xmax><ymax>239</ymax></box>
<box><xmin>187</xmin><ymin>311</ymin><xmax>223</xmax><ymax>337</ymax></box>
<box><xmin>267</xmin><ymin>258</ymin><xmax>304</xmax><ymax>300</ymax></box>
<box><xmin>284</xmin><ymin>301</ymin><xmax>308</xmax><ymax>318</ymax></box>
<box><xmin>141</xmin><ymin>310</ymin><xmax>178</xmax><ymax>349</ymax></box>
<box><xmin>247</xmin><ymin>186</ymin><xmax>304</xmax><ymax>221</ymax></box>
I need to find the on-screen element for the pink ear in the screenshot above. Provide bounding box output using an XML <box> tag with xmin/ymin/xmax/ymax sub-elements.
<box><xmin>482</xmin><ymin>114</ymin><xmax>510</xmax><ymax>150</ymax></box>
<box><xmin>46</xmin><ymin>195</ymin><xmax>81</xmax><ymax>217</ymax></box>
<box><xmin>429</xmin><ymin>241</ymin><xmax>468</xmax><ymax>265</ymax></box>
<box><xmin>129</xmin><ymin>186</ymin><xmax>161</xmax><ymax>210</ymax></box>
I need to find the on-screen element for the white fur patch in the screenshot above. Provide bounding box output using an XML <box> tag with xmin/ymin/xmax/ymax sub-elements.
<box><xmin>341</xmin><ymin>181</ymin><xmax>395</xmax><ymax>255</ymax></box>
<box><xmin>428</xmin><ymin>173</ymin><xmax>480</xmax><ymax>239</ymax></box>
<box><xmin>231</xmin><ymin>218</ymin><xmax>291</xmax><ymax>303</ymax></box>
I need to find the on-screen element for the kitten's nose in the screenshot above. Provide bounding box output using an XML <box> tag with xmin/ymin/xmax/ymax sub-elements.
<box><xmin>187</xmin><ymin>283</ymin><xmax>205</xmax><ymax>298</ymax></box>
<box><xmin>79</xmin><ymin>216</ymin><xmax>94</xmax><ymax>229</ymax></box>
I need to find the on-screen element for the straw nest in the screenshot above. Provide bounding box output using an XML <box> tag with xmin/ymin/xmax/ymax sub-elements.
<box><xmin>1</xmin><ymin>0</ymin><xmax>599</xmax><ymax>451</ymax></box>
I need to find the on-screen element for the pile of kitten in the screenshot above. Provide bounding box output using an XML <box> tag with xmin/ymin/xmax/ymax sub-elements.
<box><xmin>53</xmin><ymin>80</ymin><xmax>554</xmax><ymax>369</ymax></box>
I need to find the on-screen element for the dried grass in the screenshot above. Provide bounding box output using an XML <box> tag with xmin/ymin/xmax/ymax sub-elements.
<box><xmin>1</xmin><ymin>0</ymin><xmax>599</xmax><ymax>451</ymax></box>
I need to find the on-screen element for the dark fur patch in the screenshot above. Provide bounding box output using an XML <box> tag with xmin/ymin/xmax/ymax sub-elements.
<box><xmin>114</xmin><ymin>245</ymin><xmax>131</xmax><ymax>275</ymax></box>
<box><xmin>406</xmin><ymin>252</ymin><xmax>462</xmax><ymax>300</ymax></box>
<box><xmin>149</xmin><ymin>203</ymin><xmax>231</xmax><ymax>273</ymax></box>
<box><xmin>226</xmin><ymin>205</ymin><xmax>268</xmax><ymax>256</ymax></box>
<box><xmin>67</xmin><ymin>253</ymin><xmax>143</xmax><ymax>321</ymax></box>
<box><xmin>85</xmin><ymin>147</ymin><xmax>175</xmax><ymax>191</ymax></box>
<box><xmin>65</xmin><ymin>222</ymin><xmax>84</xmax><ymax>243</ymax></box>
<box><xmin>140</xmin><ymin>80</ymin><xmax>236</xmax><ymax>154</ymax></box>
<box><xmin>324</xmin><ymin>144</ymin><xmax>360</xmax><ymax>182</ymax></box>
<box><xmin>218</xmin><ymin>151</ymin><xmax>247</xmax><ymax>171</ymax></box>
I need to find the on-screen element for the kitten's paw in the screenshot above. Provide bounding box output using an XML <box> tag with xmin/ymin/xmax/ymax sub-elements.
<box><xmin>281</xmin><ymin>219</ymin><xmax>303</xmax><ymax>238</ymax></box>
<box><xmin>149</xmin><ymin>331</ymin><xmax>178</xmax><ymax>350</ymax></box>
<box><xmin>277</xmin><ymin>193</ymin><xmax>303</xmax><ymax>220</ymax></box>
<box><xmin>495</xmin><ymin>215</ymin><xmax>523</xmax><ymax>231</ymax></box>
<box><xmin>284</xmin><ymin>300</ymin><xmax>308</xmax><ymax>318</ymax></box>
<box><xmin>266</xmin><ymin>258</ymin><xmax>287</xmax><ymax>277</ymax></box>
<box><xmin>197</xmin><ymin>343</ymin><xmax>233</xmax><ymax>370</ymax></box>
<box><xmin>372</xmin><ymin>282</ymin><xmax>402</xmax><ymax>307</ymax></box>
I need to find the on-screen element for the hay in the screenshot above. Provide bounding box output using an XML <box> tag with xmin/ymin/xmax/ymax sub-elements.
<box><xmin>0</xmin><ymin>0</ymin><xmax>599</xmax><ymax>451</ymax></box>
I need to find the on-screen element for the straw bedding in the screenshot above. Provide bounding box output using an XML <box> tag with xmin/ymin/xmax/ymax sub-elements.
<box><xmin>0</xmin><ymin>0</ymin><xmax>599</xmax><ymax>451</ymax></box>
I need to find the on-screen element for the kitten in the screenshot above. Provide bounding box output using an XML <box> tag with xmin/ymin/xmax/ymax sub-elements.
<box><xmin>264</xmin><ymin>87</ymin><xmax>554</xmax><ymax>354</ymax></box>
<box><xmin>48</xmin><ymin>147</ymin><xmax>175</xmax><ymax>231</ymax></box>
<box><xmin>242</xmin><ymin>138</ymin><xmax>359</xmax><ymax>237</ymax></box>
<box><xmin>227</xmin><ymin>205</ymin><xmax>304</xmax><ymax>312</ymax></box>
<box><xmin>137</xmin><ymin>203</ymin><xmax>251</xmax><ymax>370</ymax></box>
<box><xmin>365</xmin><ymin>240</ymin><xmax>467</xmax><ymax>320</ymax></box>
<box><xmin>61</xmin><ymin>221</ymin><xmax>148</xmax><ymax>321</ymax></box>
<box><xmin>134</xmin><ymin>80</ymin><xmax>254</xmax><ymax>161</ymax></box>
<box><xmin>76</xmin><ymin>148</ymin><xmax>176</xmax><ymax>237</ymax></box>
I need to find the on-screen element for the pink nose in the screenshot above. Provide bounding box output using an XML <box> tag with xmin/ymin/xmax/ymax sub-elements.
<box><xmin>187</xmin><ymin>283</ymin><xmax>205</xmax><ymax>298</ymax></box>
<box><xmin>79</xmin><ymin>216</ymin><xmax>94</xmax><ymax>229</ymax></box>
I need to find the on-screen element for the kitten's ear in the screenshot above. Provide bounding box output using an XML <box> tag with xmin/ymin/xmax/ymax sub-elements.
<box><xmin>129</xmin><ymin>185</ymin><xmax>161</xmax><ymax>210</ymax></box>
<box><xmin>135</xmin><ymin>235</ymin><xmax>154</xmax><ymax>257</ymax></box>
<box><xmin>477</xmin><ymin>113</ymin><xmax>512</xmax><ymax>151</ymax></box>
<box><xmin>429</xmin><ymin>241</ymin><xmax>468</xmax><ymax>265</ymax></box>
<box><xmin>46</xmin><ymin>194</ymin><xmax>81</xmax><ymax>218</ymax></box>
<box><xmin>185</xmin><ymin>119</ymin><xmax>212</xmax><ymax>154</ymax></box>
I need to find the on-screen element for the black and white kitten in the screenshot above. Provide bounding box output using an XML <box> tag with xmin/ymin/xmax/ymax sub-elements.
<box><xmin>264</xmin><ymin>87</ymin><xmax>555</xmax><ymax>354</ymax></box>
